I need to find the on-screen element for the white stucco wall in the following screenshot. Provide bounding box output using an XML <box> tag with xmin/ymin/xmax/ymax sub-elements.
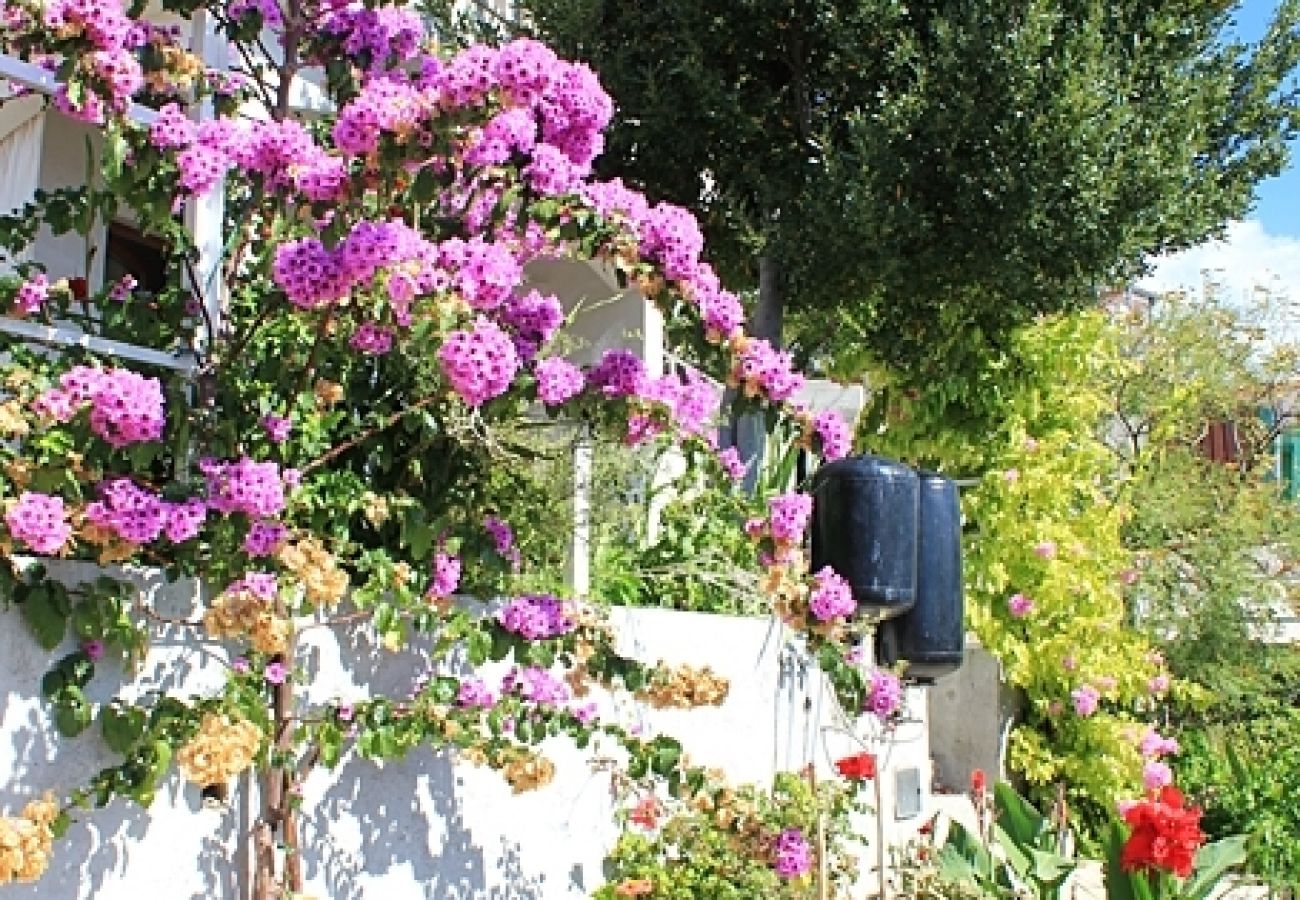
<box><xmin>2</xmin><ymin>574</ymin><xmax>938</xmax><ymax>899</ymax></box>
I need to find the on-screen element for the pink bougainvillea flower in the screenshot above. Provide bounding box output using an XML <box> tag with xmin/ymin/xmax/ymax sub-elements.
<box><xmin>1071</xmin><ymin>685</ymin><xmax>1100</xmax><ymax>717</ymax></box>
<box><xmin>1007</xmin><ymin>593</ymin><xmax>1034</xmax><ymax>617</ymax></box>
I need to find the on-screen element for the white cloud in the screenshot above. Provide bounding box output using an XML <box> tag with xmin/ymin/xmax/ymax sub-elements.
<box><xmin>1139</xmin><ymin>219</ymin><xmax>1300</xmax><ymax>343</ymax></box>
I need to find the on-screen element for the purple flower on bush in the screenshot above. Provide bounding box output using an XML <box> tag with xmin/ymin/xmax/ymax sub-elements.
<box><xmin>261</xmin><ymin>414</ymin><xmax>292</xmax><ymax>443</ymax></box>
<box><xmin>1072</xmin><ymin>685</ymin><xmax>1100</xmax><ymax>717</ymax></box>
<box><xmin>498</xmin><ymin>594</ymin><xmax>576</xmax><ymax>639</ymax></box>
<box><xmin>1007</xmin><ymin>593</ymin><xmax>1034</xmax><ymax>617</ymax></box>
<box><xmin>456</xmin><ymin>677</ymin><xmax>497</xmax><ymax>709</ymax></box>
<box><xmin>14</xmin><ymin>273</ymin><xmax>49</xmax><ymax>315</ymax></box>
<box><xmin>866</xmin><ymin>669</ymin><xmax>904</xmax><ymax>720</ymax></box>
<box><xmin>5</xmin><ymin>491</ymin><xmax>72</xmax><ymax>554</ymax></box>
<box><xmin>535</xmin><ymin>357</ymin><xmax>585</xmax><ymax>406</ymax></box>
<box><xmin>82</xmin><ymin>639</ymin><xmax>105</xmax><ymax>662</ymax></box>
<box><xmin>504</xmin><ymin>666</ymin><xmax>569</xmax><ymax>706</ymax></box>
<box><xmin>772</xmin><ymin>828</ymin><xmax>812</xmax><ymax>878</ymax></box>
<box><xmin>716</xmin><ymin>446</ymin><xmax>746</xmax><ymax>482</ymax></box>
<box><xmin>812</xmin><ymin>410</ymin><xmax>852</xmax><ymax>461</ymax></box>
<box><xmin>264</xmin><ymin>662</ymin><xmax>289</xmax><ymax>685</ymax></box>
<box><xmin>807</xmin><ymin>566</ymin><xmax>855</xmax><ymax>622</ymax></box>
<box><xmin>438</xmin><ymin>317</ymin><xmax>520</xmax><ymax>406</ymax></box>
<box><xmin>428</xmin><ymin>551</ymin><xmax>461</xmax><ymax>599</ymax></box>
<box><xmin>34</xmin><ymin>365</ymin><xmax>166</xmax><ymax>448</ymax></box>
<box><xmin>244</xmin><ymin>521</ymin><xmax>288</xmax><ymax>557</ymax></box>
<box><xmin>1142</xmin><ymin>760</ymin><xmax>1173</xmax><ymax>791</ymax></box>
<box><xmin>1139</xmin><ymin>729</ymin><xmax>1179</xmax><ymax>758</ymax></box>
<box><xmin>202</xmin><ymin>456</ymin><xmax>287</xmax><ymax>519</ymax></box>
<box><xmin>484</xmin><ymin>515</ymin><xmax>521</xmax><ymax>567</ymax></box>
<box><xmin>767</xmin><ymin>492</ymin><xmax>813</xmax><ymax>545</ymax></box>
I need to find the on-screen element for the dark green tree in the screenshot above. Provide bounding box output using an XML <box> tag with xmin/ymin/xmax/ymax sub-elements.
<box><xmin>511</xmin><ymin>0</ymin><xmax>1300</xmax><ymax>387</ymax></box>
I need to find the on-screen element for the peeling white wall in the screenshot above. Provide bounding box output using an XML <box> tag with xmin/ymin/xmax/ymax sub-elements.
<box><xmin>2</xmin><ymin>579</ymin><xmax>940</xmax><ymax>899</ymax></box>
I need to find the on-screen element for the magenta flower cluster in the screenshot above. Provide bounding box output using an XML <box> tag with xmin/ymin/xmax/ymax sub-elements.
<box><xmin>866</xmin><ymin>669</ymin><xmax>904</xmax><ymax>720</ymax></box>
<box><xmin>807</xmin><ymin>566</ymin><xmax>855</xmax><ymax>621</ymax></box>
<box><xmin>771</xmin><ymin>828</ymin><xmax>813</xmax><ymax>878</ymax></box>
<box><xmin>812</xmin><ymin>410</ymin><xmax>852</xmax><ymax>461</ymax></box>
<box><xmin>535</xmin><ymin>357</ymin><xmax>585</xmax><ymax>406</ymax></box>
<box><xmin>227</xmin><ymin>572</ymin><xmax>278</xmax><ymax>600</ymax></box>
<box><xmin>484</xmin><ymin>516</ymin><xmax>516</xmax><ymax>558</ymax></box>
<box><xmin>497</xmin><ymin>594</ymin><xmax>576</xmax><ymax>640</ymax></box>
<box><xmin>732</xmin><ymin>338</ymin><xmax>805</xmax><ymax>404</ymax></box>
<box><xmin>13</xmin><ymin>273</ymin><xmax>49</xmax><ymax>315</ymax></box>
<box><xmin>503</xmin><ymin>665</ymin><xmax>570</xmax><ymax>707</ymax></box>
<box><xmin>86</xmin><ymin>478</ymin><xmax>206</xmax><ymax>545</ymax></box>
<box><xmin>44</xmin><ymin>0</ymin><xmax>143</xmax><ymax>122</ymax></box>
<box><xmin>767</xmin><ymin>493</ymin><xmax>815</xmax><ymax>545</ymax></box>
<box><xmin>1071</xmin><ymin>684</ymin><xmax>1101</xmax><ymax>717</ymax></box>
<box><xmin>5</xmin><ymin>492</ymin><xmax>72</xmax><ymax>554</ymax></box>
<box><xmin>35</xmin><ymin>365</ymin><xmax>166</xmax><ymax>448</ymax></box>
<box><xmin>1007</xmin><ymin>592</ymin><xmax>1034</xmax><ymax>617</ymax></box>
<box><xmin>201</xmin><ymin>457</ymin><xmax>287</xmax><ymax>519</ymax></box>
<box><xmin>438</xmin><ymin>318</ymin><xmax>520</xmax><ymax>407</ymax></box>
<box><xmin>319</xmin><ymin>4</ymin><xmax>423</xmax><ymax>71</ymax></box>
<box><xmin>428</xmin><ymin>551</ymin><xmax>462</xmax><ymax>599</ymax></box>
<box><xmin>456</xmin><ymin>676</ymin><xmax>497</xmax><ymax>709</ymax></box>
<box><xmin>243</xmin><ymin>521</ymin><xmax>287</xmax><ymax>557</ymax></box>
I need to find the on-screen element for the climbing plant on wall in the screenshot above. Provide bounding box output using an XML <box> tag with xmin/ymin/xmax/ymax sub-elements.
<box><xmin>0</xmin><ymin>1</ymin><xmax>873</xmax><ymax>893</ymax></box>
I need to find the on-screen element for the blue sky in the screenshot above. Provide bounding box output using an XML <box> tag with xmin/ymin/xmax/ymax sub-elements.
<box><xmin>1141</xmin><ymin>0</ymin><xmax>1300</xmax><ymax>309</ymax></box>
<box><xmin>1232</xmin><ymin>0</ymin><xmax>1300</xmax><ymax>238</ymax></box>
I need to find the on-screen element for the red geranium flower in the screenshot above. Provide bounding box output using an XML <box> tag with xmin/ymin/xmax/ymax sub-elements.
<box><xmin>1120</xmin><ymin>786</ymin><xmax>1206</xmax><ymax>878</ymax></box>
<box><xmin>628</xmin><ymin>794</ymin><xmax>662</xmax><ymax>830</ymax></box>
<box><xmin>835</xmin><ymin>751</ymin><xmax>877</xmax><ymax>781</ymax></box>
<box><xmin>970</xmin><ymin>768</ymin><xmax>987</xmax><ymax>794</ymax></box>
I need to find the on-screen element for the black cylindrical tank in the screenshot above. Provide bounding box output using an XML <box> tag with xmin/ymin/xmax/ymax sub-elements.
<box><xmin>810</xmin><ymin>455</ymin><xmax>919</xmax><ymax>618</ymax></box>
<box><xmin>876</xmin><ymin>471</ymin><xmax>965</xmax><ymax>683</ymax></box>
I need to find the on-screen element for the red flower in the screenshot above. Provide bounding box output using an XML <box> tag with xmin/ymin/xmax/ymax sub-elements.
<box><xmin>628</xmin><ymin>794</ymin><xmax>662</xmax><ymax>830</ymax></box>
<box><xmin>835</xmin><ymin>752</ymin><xmax>877</xmax><ymax>781</ymax></box>
<box><xmin>970</xmin><ymin>768</ymin><xmax>987</xmax><ymax>794</ymax></box>
<box><xmin>1120</xmin><ymin>786</ymin><xmax>1206</xmax><ymax>878</ymax></box>
<box><xmin>67</xmin><ymin>277</ymin><xmax>89</xmax><ymax>301</ymax></box>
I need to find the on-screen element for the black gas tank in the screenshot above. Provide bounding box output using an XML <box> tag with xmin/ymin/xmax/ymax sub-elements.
<box><xmin>876</xmin><ymin>471</ymin><xmax>965</xmax><ymax>682</ymax></box>
<box><xmin>810</xmin><ymin>454</ymin><xmax>919</xmax><ymax>618</ymax></box>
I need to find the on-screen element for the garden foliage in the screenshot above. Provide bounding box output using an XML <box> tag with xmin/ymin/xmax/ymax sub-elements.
<box><xmin>0</xmin><ymin>0</ymin><xmax>869</xmax><ymax>892</ymax></box>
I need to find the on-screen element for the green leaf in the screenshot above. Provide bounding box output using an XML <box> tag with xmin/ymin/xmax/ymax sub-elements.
<box><xmin>650</xmin><ymin>738</ymin><xmax>682</xmax><ymax>777</ymax></box>
<box><xmin>1181</xmin><ymin>835</ymin><xmax>1248</xmax><ymax>900</ymax></box>
<box><xmin>54</xmin><ymin>688</ymin><xmax>93</xmax><ymax>738</ymax></box>
<box><xmin>101</xmin><ymin>704</ymin><xmax>148</xmax><ymax>754</ymax></box>
<box><xmin>995</xmin><ymin>781</ymin><xmax>1045</xmax><ymax>848</ymax></box>
<box><xmin>22</xmin><ymin>585</ymin><xmax>68</xmax><ymax>650</ymax></box>
<box><xmin>467</xmin><ymin>630</ymin><xmax>491</xmax><ymax>666</ymax></box>
<box><xmin>1027</xmin><ymin>847</ymin><xmax>1075</xmax><ymax>889</ymax></box>
<box><xmin>50</xmin><ymin>812</ymin><xmax>71</xmax><ymax>840</ymax></box>
<box><xmin>1103</xmin><ymin>821</ymin><xmax>1155</xmax><ymax>900</ymax></box>
<box><xmin>41</xmin><ymin>668</ymin><xmax>68</xmax><ymax>699</ymax></box>
<box><xmin>938</xmin><ymin>820</ymin><xmax>995</xmax><ymax>887</ymax></box>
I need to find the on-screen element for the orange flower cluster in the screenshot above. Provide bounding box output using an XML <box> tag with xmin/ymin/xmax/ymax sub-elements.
<box><xmin>0</xmin><ymin>400</ymin><xmax>29</xmax><ymax>437</ymax></box>
<box><xmin>278</xmin><ymin>537</ymin><xmax>349</xmax><ymax>607</ymax></box>
<box><xmin>176</xmin><ymin>712</ymin><xmax>263</xmax><ymax>788</ymax></box>
<box><xmin>143</xmin><ymin>39</ymin><xmax>203</xmax><ymax>94</ymax></box>
<box><xmin>204</xmin><ymin>583</ymin><xmax>292</xmax><ymax>654</ymax></box>
<box><xmin>313</xmin><ymin>379</ymin><xmax>344</xmax><ymax>408</ymax></box>
<box><xmin>0</xmin><ymin>795</ymin><xmax>58</xmax><ymax>884</ymax></box>
<box><xmin>500</xmin><ymin>749</ymin><xmax>556</xmax><ymax>794</ymax></box>
<box><xmin>637</xmin><ymin>663</ymin><xmax>729</xmax><ymax>709</ymax></box>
